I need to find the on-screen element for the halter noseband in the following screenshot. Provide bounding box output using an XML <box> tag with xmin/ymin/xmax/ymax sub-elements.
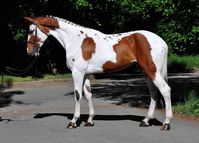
<box><xmin>27</xmin><ymin>26</ymin><xmax>40</xmax><ymax>55</ymax></box>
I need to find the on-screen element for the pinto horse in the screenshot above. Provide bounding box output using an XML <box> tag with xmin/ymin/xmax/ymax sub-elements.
<box><xmin>25</xmin><ymin>16</ymin><xmax>173</xmax><ymax>130</ymax></box>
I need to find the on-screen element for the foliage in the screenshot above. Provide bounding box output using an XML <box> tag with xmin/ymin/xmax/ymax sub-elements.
<box><xmin>1</xmin><ymin>0</ymin><xmax>199</xmax><ymax>75</ymax></box>
<box><xmin>73</xmin><ymin>0</ymin><xmax>199</xmax><ymax>54</ymax></box>
<box><xmin>174</xmin><ymin>90</ymin><xmax>199</xmax><ymax>117</ymax></box>
<box><xmin>168</xmin><ymin>54</ymin><xmax>199</xmax><ymax>72</ymax></box>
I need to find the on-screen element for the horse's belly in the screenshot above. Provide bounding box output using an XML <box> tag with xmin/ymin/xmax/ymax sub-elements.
<box><xmin>86</xmin><ymin>64</ymin><xmax>103</xmax><ymax>74</ymax></box>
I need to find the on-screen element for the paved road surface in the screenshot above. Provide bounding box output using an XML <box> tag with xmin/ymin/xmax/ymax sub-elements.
<box><xmin>0</xmin><ymin>73</ymin><xmax>199</xmax><ymax>143</ymax></box>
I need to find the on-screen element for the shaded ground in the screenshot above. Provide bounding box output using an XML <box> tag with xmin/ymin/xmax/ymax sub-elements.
<box><xmin>1</xmin><ymin>73</ymin><xmax>199</xmax><ymax>109</ymax></box>
<box><xmin>93</xmin><ymin>73</ymin><xmax>199</xmax><ymax>108</ymax></box>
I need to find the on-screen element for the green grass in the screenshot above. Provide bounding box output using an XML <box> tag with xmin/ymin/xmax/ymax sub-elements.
<box><xmin>173</xmin><ymin>90</ymin><xmax>199</xmax><ymax>117</ymax></box>
<box><xmin>2</xmin><ymin>73</ymin><xmax>72</xmax><ymax>83</ymax></box>
<box><xmin>168</xmin><ymin>54</ymin><xmax>199</xmax><ymax>72</ymax></box>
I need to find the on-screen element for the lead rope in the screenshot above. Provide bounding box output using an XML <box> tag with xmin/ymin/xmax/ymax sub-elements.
<box><xmin>0</xmin><ymin>57</ymin><xmax>37</xmax><ymax>94</ymax></box>
<box><xmin>4</xmin><ymin>57</ymin><xmax>38</xmax><ymax>76</ymax></box>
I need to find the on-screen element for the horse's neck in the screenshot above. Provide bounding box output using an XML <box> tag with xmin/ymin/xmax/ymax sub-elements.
<box><xmin>48</xmin><ymin>20</ymin><xmax>97</xmax><ymax>69</ymax></box>
<box><xmin>49</xmin><ymin>20</ymin><xmax>102</xmax><ymax>51</ymax></box>
<box><xmin>49</xmin><ymin>23</ymin><xmax>78</xmax><ymax>48</ymax></box>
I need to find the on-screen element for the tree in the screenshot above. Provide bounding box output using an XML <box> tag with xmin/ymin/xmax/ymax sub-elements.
<box><xmin>1</xmin><ymin>0</ymin><xmax>198</xmax><ymax>75</ymax></box>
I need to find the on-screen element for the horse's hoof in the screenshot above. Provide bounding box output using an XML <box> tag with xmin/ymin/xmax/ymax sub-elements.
<box><xmin>139</xmin><ymin>121</ymin><xmax>149</xmax><ymax>127</ymax></box>
<box><xmin>84</xmin><ymin>121</ymin><xmax>95</xmax><ymax>127</ymax></box>
<box><xmin>160</xmin><ymin>124</ymin><xmax>171</xmax><ymax>131</ymax></box>
<box><xmin>67</xmin><ymin>122</ymin><xmax>77</xmax><ymax>129</ymax></box>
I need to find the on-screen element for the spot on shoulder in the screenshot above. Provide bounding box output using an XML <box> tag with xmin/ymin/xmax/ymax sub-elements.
<box><xmin>81</xmin><ymin>37</ymin><xmax>96</xmax><ymax>61</ymax></box>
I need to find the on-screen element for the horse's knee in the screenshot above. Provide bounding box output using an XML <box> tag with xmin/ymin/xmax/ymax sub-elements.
<box><xmin>84</xmin><ymin>79</ymin><xmax>92</xmax><ymax>100</ymax></box>
<box><xmin>75</xmin><ymin>90</ymin><xmax>82</xmax><ymax>101</ymax></box>
<box><xmin>153</xmin><ymin>75</ymin><xmax>170</xmax><ymax>96</ymax></box>
<box><xmin>160</xmin><ymin>85</ymin><xmax>171</xmax><ymax>99</ymax></box>
<box><xmin>84</xmin><ymin>89</ymin><xmax>92</xmax><ymax>101</ymax></box>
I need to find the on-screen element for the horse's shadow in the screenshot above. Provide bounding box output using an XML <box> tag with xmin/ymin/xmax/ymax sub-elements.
<box><xmin>0</xmin><ymin>90</ymin><xmax>25</xmax><ymax>123</ymax></box>
<box><xmin>33</xmin><ymin>113</ymin><xmax>162</xmax><ymax>127</ymax></box>
<box><xmin>0</xmin><ymin>90</ymin><xmax>25</xmax><ymax>108</ymax></box>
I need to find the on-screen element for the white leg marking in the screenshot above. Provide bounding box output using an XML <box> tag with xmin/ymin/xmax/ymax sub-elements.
<box><xmin>83</xmin><ymin>78</ymin><xmax>95</xmax><ymax>124</ymax></box>
<box><xmin>143</xmin><ymin>77</ymin><xmax>158</xmax><ymax>124</ymax></box>
<box><xmin>153</xmin><ymin>73</ymin><xmax>173</xmax><ymax>125</ymax></box>
<box><xmin>70</xmin><ymin>68</ymin><xmax>85</xmax><ymax>124</ymax></box>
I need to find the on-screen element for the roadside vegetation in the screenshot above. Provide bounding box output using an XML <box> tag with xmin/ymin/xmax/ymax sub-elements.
<box><xmin>168</xmin><ymin>54</ymin><xmax>199</xmax><ymax>72</ymax></box>
<box><xmin>2</xmin><ymin>73</ymin><xmax>71</xmax><ymax>83</ymax></box>
<box><xmin>1</xmin><ymin>0</ymin><xmax>199</xmax><ymax>76</ymax></box>
<box><xmin>173</xmin><ymin>90</ymin><xmax>199</xmax><ymax>117</ymax></box>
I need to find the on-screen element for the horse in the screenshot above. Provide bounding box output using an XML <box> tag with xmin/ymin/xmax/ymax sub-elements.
<box><xmin>24</xmin><ymin>16</ymin><xmax>173</xmax><ymax>131</ymax></box>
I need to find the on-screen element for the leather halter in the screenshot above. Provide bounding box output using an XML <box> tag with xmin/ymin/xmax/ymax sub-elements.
<box><xmin>27</xmin><ymin>26</ymin><xmax>40</xmax><ymax>55</ymax></box>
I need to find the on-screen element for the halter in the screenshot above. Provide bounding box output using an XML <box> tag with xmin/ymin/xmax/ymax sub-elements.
<box><xmin>27</xmin><ymin>26</ymin><xmax>40</xmax><ymax>55</ymax></box>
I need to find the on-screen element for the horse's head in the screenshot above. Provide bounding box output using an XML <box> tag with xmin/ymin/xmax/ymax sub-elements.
<box><xmin>25</xmin><ymin>17</ymin><xmax>48</xmax><ymax>56</ymax></box>
<box><xmin>24</xmin><ymin>16</ymin><xmax>59</xmax><ymax>56</ymax></box>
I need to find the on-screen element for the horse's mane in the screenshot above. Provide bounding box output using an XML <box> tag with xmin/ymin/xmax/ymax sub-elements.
<box><xmin>46</xmin><ymin>15</ymin><xmax>86</xmax><ymax>29</ymax></box>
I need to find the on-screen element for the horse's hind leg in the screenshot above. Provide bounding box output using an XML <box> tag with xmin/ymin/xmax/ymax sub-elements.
<box><xmin>140</xmin><ymin>76</ymin><xmax>158</xmax><ymax>127</ymax></box>
<box><xmin>153</xmin><ymin>73</ymin><xmax>173</xmax><ymax>130</ymax></box>
<box><xmin>83</xmin><ymin>77</ymin><xmax>95</xmax><ymax>127</ymax></box>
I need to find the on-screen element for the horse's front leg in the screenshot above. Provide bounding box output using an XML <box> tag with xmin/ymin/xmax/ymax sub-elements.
<box><xmin>67</xmin><ymin>68</ymin><xmax>85</xmax><ymax>129</ymax></box>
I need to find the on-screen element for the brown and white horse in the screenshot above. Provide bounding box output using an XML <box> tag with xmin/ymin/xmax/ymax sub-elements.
<box><xmin>25</xmin><ymin>16</ymin><xmax>173</xmax><ymax>130</ymax></box>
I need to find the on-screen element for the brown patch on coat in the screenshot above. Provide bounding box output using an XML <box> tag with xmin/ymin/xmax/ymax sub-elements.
<box><xmin>81</xmin><ymin>37</ymin><xmax>96</xmax><ymax>61</ymax></box>
<box><xmin>25</xmin><ymin>17</ymin><xmax>59</xmax><ymax>34</ymax></box>
<box><xmin>133</xmin><ymin>33</ymin><xmax>157</xmax><ymax>80</ymax></box>
<box><xmin>102</xmin><ymin>33</ymin><xmax>156</xmax><ymax>80</ymax></box>
<box><xmin>102</xmin><ymin>35</ymin><xmax>137</xmax><ymax>72</ymax></box>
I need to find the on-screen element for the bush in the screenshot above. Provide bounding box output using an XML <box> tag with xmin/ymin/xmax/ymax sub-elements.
<box><xmin>174</xmin><ymin>90</ymin><xmax>199</xmax><ymax>117</ymax></box>
<box><xmin>168</xmin><ymin>54</ymin><xmax>199</xmax><ymax>72</ymax></box>
<box><xmin>1</xmin><ymin>0</ymin><xmax>199</xmax><ymax>75</ymax></box>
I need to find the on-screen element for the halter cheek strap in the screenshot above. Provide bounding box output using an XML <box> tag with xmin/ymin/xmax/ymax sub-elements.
<box><xmin>27</xmin><ymin>26</ymin><xmax>45</xmax><ymax>54</ymax></box>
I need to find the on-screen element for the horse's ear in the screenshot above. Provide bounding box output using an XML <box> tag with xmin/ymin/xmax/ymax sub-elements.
<box><xmin>24</xmin><ymin>17</ymin><xmax>35</xmax><ymax>24</ymax></box>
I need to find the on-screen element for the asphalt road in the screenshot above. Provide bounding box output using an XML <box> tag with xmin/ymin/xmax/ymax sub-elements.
<box><xmin>0</xmin><ymin>73</ymin><xmax>199</xmax><ymax>143</ymax></box>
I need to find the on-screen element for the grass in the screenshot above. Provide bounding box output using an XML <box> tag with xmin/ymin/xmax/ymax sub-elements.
<box><xmin>173</xmin><ymin>90</ymin><xmax>199</xmax><ymax>117</ymax></box>
<box><xmin>168</xmin><ymin>54</ymin><xmax>199</xmax><ymax>72</ymax></box>
<box><xmin>1</xmin><ymin>73</ymin><xmax>72</xmax><ymax>83</ymax></box>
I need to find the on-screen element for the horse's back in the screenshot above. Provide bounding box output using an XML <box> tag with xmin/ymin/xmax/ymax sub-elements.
<box><xmin>135</xmin><ymin>30</ymin><xmax>168</xmax><ymax>51</ymax></box>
